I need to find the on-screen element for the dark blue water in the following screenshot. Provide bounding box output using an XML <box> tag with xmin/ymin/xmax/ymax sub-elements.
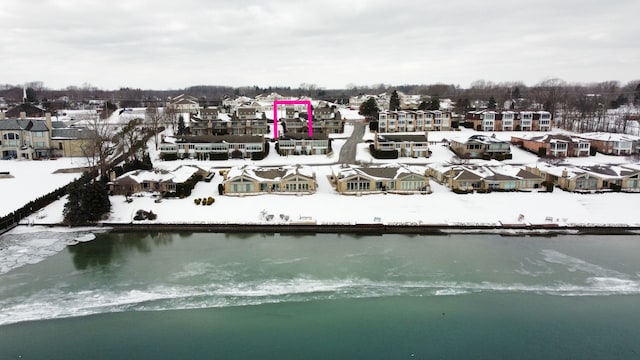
<box><xmin>1</xmin><ymin>231</ymin><xmax>640</xmax><ymax>359</ymax></box>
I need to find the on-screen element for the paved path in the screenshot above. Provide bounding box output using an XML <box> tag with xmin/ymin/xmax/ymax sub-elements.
<box><xmin>338</xmin><ymin>121</ymin><xmax>366</xmax><ymax>164</ymax></box>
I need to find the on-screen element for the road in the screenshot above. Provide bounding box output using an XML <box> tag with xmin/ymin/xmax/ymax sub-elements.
<box><xmin>338</xmin><ymin>121</ymin><xmax>366</xmax><ymax>164</ymax></box>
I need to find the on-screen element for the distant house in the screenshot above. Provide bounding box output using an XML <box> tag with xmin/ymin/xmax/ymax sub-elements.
<box><xmin>109</xmin><ymin>165</ymin><xmax>207</xmax><ymax>196</ymax></box>
<box><xmin>312</xmin><ymin>106</ymin><xmax>345</xmax><ymax>134</ymax></box>
<box><xmin>449</xmin><ymin>135</ymin><xmax>512</xmax><ymax>160</ymax></box>
<box><xmin>511</xmin><ymin>134</ymin><xmax>590</xmax><ymax>157</ymax></box>
<box><xmin>160</xmin><ymin>135</ymin><xmax>267</xmax><ymax>160</ymax></box>
<box><xmin>464</xmin><ymin>110</ymin><xmax>552</xmax><ymax>131</ymax></box>
<box><xmin>577</xmin><ymin>133</ymin><xmax>639</xmax><ymax>155</ymax></box>
<box><xmin>427</xmin><ymin>164</ymin><xmax>543</xmax><ymax>192</ymax></box>
<box><xmin>374</xmin><ymin>133</ymin><xmax>430</xmax><ymax>158</ymax></box>
<box><xmin>230</xmin><ymin>107</ymin><xmax>268</xmax><ymax>135</ymax></box>
<box><xmin>276</xmin><ymin>133</ymin><xmax>331</xmax><ymax>155</ymax></box>
<box><xmin>167</xmin><ymin>94</ymin><xmax>199</xmax><ymax>114</ymax></box>
<box><xmin>378</xmin><ymin>110</ymin><xmax>452</xmax><ymax>132</ymax></box>
<box><xmin>223</xmin><ymin>165</ymin><xmax>317</xmax><ymax>195</ymax></box>
<box><xmin>190</xmin><ymin>107</ymin><xmax>232</xmax><ymax>136</ymax></box>
<box><xmin>332</xmin><ymin>164</ymin><xmax>431</xmax><ymax>194</ymax></box>
<box><xmin>4</xmin><ymin>103</ymin><xmax>48</xmax><ymax>118</ymax></box>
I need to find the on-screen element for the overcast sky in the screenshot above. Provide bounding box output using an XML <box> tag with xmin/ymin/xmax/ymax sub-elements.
<box><xmin>1</xmin><ymin>0</ymin><xmax>638</xmax><ymax>90</ymax></box>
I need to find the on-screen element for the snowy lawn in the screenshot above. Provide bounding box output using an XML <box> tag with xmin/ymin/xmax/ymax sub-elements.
<box><xmin>0</xmin><ymin>158</ymin><xmax>84</xmax><ymax>217</ymax></box>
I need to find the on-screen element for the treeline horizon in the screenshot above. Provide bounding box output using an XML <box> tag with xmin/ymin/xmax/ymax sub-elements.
<box><xmin>2</xmin><ymin>79</ymin><xmax>640</xmax><ymax>114</ymax></box>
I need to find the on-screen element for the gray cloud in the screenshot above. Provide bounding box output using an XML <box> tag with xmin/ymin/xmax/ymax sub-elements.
<box><xmin>1</xmin><ymin>0</ymin><xmax>638</xmax><ymax>89</ymax></box>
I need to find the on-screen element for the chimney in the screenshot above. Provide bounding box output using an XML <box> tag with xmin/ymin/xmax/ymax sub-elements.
<box><xmin>0</xmin><ymin>112</ymin><xmax>5</xmax><ymax>120</ymax></box>
<box><xmin>20</xmin><ymin>112</ymin><xmax>26</xmax><ymax>119</ymax></box>
<box><xmin>45</xmin><ymin>112</ymin><xmax>53</xmax><ymax>137</ymax></box>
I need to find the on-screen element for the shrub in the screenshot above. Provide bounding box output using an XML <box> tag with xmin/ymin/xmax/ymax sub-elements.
<box><xmin>369</xmin><ymin>144</ymin><xmax>398</xmax><ymax>159</ymax></box>
<box><xmin>162</xmin><ymin>153</ymin><xmax>178</xmax><ymax>161</ymax></box>
<box><xmin>206</xmin><ymin>197</ymin><xmax>215</xmax><ymax>205</ymax></box>
<box><xmin>218</xmin><ymin>184</ymin><xmax>224</xmax><ymax>195</ymax></box>
<box><xmin>194</xmin><ymin>198</ymin><xmax>201</xmax><ymax>205</ymax></box>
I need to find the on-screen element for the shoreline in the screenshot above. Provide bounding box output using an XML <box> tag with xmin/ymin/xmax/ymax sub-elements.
<box><xmin>20</xmin><ymin>222</ymin><xmax>640</xmax><ymax>236</ymax></box>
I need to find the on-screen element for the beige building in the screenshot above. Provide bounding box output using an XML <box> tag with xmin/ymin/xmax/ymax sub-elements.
<box><xmin>332</xmin><ymin>164</ymin><xmax>431</xmax><ymax>194</ymax></box>
<box><xmin>427</xmin><ymin>164</ymin><xmax>543</xmax><ymax>192</ymax></box>
<box><xmin>223</xmin><ymin>165</ymin><xmax>317</xmax><ymax>195</ymax></box>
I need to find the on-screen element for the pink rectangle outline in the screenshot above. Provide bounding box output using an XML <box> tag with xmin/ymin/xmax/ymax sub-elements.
<box><xmin>273</xmin><ymin>100</ymin><xmax>313</xmax><ymax>139</ymax></box>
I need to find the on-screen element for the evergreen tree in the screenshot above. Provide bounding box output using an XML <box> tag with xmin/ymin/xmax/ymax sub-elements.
<box><xmin>63</xmin><ymin>178</ymin><xmax>111</xmax><ymax>226</ymax></box>
<box><xmin>389</xmin><ymin>90</ymin><xmax>401</xmax><ymax>111</ymax></box>
<box><xmin>63</xmin><ymin>182</ymin><xmax>84</xmax><ymax>226</ymax></box>
<box><xmin>513</xmin><ymin>86</ymin><xmax>521</xmax><ymax>99</ymax></box>
<box><xmin>177</xmin><ymin>115</ymin><xmax>186</xmax><ymax>135</ymax></box>
<box><xmin>634</xmin><ymin>84</ymin><xmax>640</xmax><ymax>105</ymax></box>
<box><xmin>429</xmin><ymin>97</ymin><xmax>440</xmax><ymax>110</ymax></box>
<box><xmin>418</xmin><ymin>101</ymin><xmax>429</xmax><ymax>111</ymax></box>
<box><xmin>358</xmin><ymin>97</ymin><xmax>380</xmax><ymax>119</ymax></box>
<box><xmin>488</xmin><ymin>96</ymin><xmax>497</xmax><ymax>109</ymax></box>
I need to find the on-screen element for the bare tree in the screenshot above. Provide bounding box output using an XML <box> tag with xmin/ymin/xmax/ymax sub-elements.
<box><xmin>162</xmin><ymin>105</ymin><xmax>179</xmax><ymax>134</ymax></box>
<box><xmin>145</xmin><ymin>105</ymin><xmax>163</xmax><ymax>150</ymax></box>
<box><xmin>81</xmin><ymin>117</ymin><xmax>121</xmax><ymax>179</ymax></box>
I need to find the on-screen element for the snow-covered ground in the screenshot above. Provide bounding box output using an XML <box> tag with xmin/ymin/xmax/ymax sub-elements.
<box><xmin>0</xmin><ymin>158</ymin><xmax>84</xmax><ymax>217</ymax></box>
<box><xmin>3</xmin><ymin>126</ymin><xmax>640</xmax><ymax>228</ymax></box>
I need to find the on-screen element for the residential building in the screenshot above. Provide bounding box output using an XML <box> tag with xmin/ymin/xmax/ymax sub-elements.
<box><xmin>50</xmin><ymin>127</ymin><xmax>97</xmax><ymax>157</ymax></box>
<box><xmin>166</xmin><ymin>94</ymin><xmax>199</xmax><ymax>114</ymax></box>
<box><xmin>223</xmin><ymin>165</ymin><xmax>316</xmax><ymax>195</ymax></box>
<box><xmin>190</xmin><ymin>107</ymin><xmax>232</xmax><ymax>136</ymax></box>
<box><xmin>577</xmin><ymin>133</ymin><xmax>639</xmax><ymax>155</ymax></box>
<box><xmin>276</xmin><ymin>133</ymin><xmax>331</xmax><ymax>155</ymax></box>
<box><xmin>427</xmin><ymin>164</ymin><xmax>543</xmax><ymax>192</ymax></box>
<box><xmin>464</xmin><ymin>110</ymin><xmax>552</xmax><ymax>131</ymax></box>
<box><xmin>109</xmin><ymin>165</ymin><xmax>207</xmax><ymax>196</ymax></box>
<box><xmin>449</xmin><ymin>135</ymin><xmax>512</xmax><ymax>160</ymax></box>
<box><xmin>0</xmin><ymin>114</ymin><xmax>52</xmax><ymax>159</ymax></box>
<box><xmin>312</xmin><ymin>106</ymin><xmax>345</xmax><ymax>134</ymax></box>
<box><xmin>511</xmin><ymin>134</ymin><xmax>590</xmax><ymax>157</ymax></box>
<box><xmin>378</xmin><ymin>110</ymin><xmax>452</xmax><ymax>132</ymax></box>
<box><xmin>374</xmin><ymin>134</ymin><xmax>430</xmax><ymax>158</ymax></box>
<box><xmin>160</xmin><ymin>135</ymin><xmax>266</xmax><ymax>160</ymax></box>
<box><xmin>230</xmin><ymin>107</ymin><xmax>268</xmax><ymax>135</ymax></box>
<box><xmin>332</xmin><ymin>164</ymin><xmax>431</xmax><ymax>194</ymax></box>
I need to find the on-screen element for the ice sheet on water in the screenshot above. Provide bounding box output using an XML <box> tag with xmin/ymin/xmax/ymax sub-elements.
<box><xmin>0</xmin><ymin>228</ymin><xmax>102</xmax><ymax>275</ymax></box>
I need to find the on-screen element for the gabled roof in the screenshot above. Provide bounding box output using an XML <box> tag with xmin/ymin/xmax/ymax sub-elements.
<box><xmin>0</xmin><ymin>119</ymin><xmax>49</xmax><ymax>131</ymax></box>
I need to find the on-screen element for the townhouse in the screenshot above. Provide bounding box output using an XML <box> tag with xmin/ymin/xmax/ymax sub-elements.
<box><xmin>373</xmin><ymin>134</ymin><xmax>430</xmax><ymax>158</ymax></box>
<box><xmin>223</xmin><ymin>165</ymin><xmax>316</xmax><ymax>195</ymax></box>
<box><xmin>511</xmin><ymin>134</ymin><xmax>590</xmax><ymax>157</ymax></box>
<box><xmin>230</xmin><ymin>107</ymin><xmax>268</xmax><ymax>135</ymax></box>
<box><xmin>160</xmin><ymin>135</ymin><xmax>267</xmax><ymax>160</ymax></box>
<box><xmin>276</xmin><ymin>133</ymin><xmax>331</xmax><ymax>155</ymax></box>
<box><xmin>449</xmin><ymin>135</ymin><xmax>512</xmax><ymax>160</ymax></box>
<box><xmin>577</xmin><ymin>133</ymin><xmax>639</xmax><ymax>155</ymax></box>
<box><xmin>525</xmin><ymin>163</ymin><xmax>640</xmax><ymax>192</ymax></box>
<box><xmin>427</xmin><ymin>164</ymin><xmax>543</xmax><ymax>192</ymax></box>
<box><xmin>378</xmin><ymin>110</ymin><xmax>452</xmax><ymax>132</ymax></box>
<box><xmin>464</xmin><ymin>110</ymin><xmax>552</xmax><ymax>131</ymax></box>
<box><xmin>332</xmin><ymin>164</ymin><xmax>431</xmax><ymax>194</ymax></box>
<box><xmin>190</xmin><ymin>107</ymin><xmax>232</xmax><ymax>136</ymax></box>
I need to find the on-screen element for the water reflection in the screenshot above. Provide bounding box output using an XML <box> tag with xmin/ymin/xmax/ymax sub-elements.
<box><xmin>68</xmin><ymin>232</ymin><xmax>174</xmax><ymax>270</ymax></box>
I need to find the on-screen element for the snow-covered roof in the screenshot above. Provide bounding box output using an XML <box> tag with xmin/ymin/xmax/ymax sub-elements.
<box><xmin>334</xmin><ymin>164</ymin><xmax>425</xmax><ymax>181</ymax></box>
<box><xmin>578</xmin><ymin>132</ymin><xmax>639</xmax><ymax>142</ymax></box>
<box><xmin>116</xmin><ymin>165</ymin><xmax>202</xmax><ymax>184</ymax></box>
<box><xmin>226</xmin><ymin>165</ymin><xmax>315</xmax><ymax>182</ymax></box>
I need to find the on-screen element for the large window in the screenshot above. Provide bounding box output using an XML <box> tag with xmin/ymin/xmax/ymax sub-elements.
<box><xmin>346</xmin><ymin>179</ymin><xmax>370</xmax><ymax>191</ymax></box>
